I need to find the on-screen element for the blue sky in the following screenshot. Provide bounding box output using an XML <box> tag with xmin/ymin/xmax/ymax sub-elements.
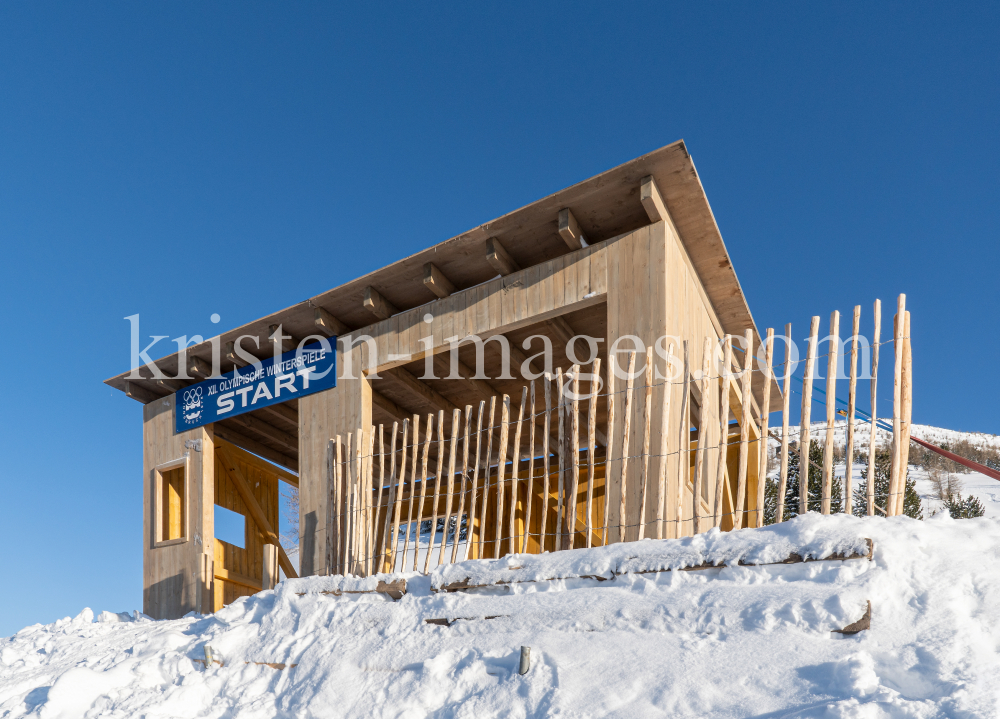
<box><xmin>1</xmin><ymin>3</ymin><xmax>997</xmax><ymax>637</ymax></box>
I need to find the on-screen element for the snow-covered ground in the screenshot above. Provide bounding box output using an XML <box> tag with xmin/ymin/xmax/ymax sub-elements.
<box><xmin>4</xmin><ymin>512</ymin><xmax>1000</xmax><ymax>718</ymax></box>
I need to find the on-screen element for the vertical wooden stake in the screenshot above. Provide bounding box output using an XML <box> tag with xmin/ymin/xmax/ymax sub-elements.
<box><xmin>450</xmin><ymin>407</ymin><xmax>473</xmax><ymax>564</ymax></box>
<box><xmin>897</xmin><ymin>310</ymin><xmax>913</xmax><ymax>517</ymax></box>
<box><xmin>374</xmin><ymin>425</ymin><xmax>386</xmax><ymax>567</ymax></box>
<box><xmin>438</xmin><ymin>408</ymin><xmax>460</xmax><ymax>565</ymax></box>
<box><xmin>523</xmin><ymin>382</ymin><xmax>537</xmax><ymax>554</ymax></box>
<box><xmin>555</xmin><ymin>369</ymin><xmax>565</xmax><ymax>548</ymax></box>
<box><xmin>656</xmin><ymin>343</ymin><xmax>675</xmax><ymax>540</ymax></box>
<box><xmin>263</xmin><ymin>543</ymin><xmax>278</xmax><ymax>590</ymax></box>
<box><xmin>463</xmin><ymin>404</ymin><xmax>484</xmax><ymax>561</ymax></box>
<box><xmin>401</xmin><ymin>416</ymin><xmax>419</xmax><ymax>569</ymax></box>
<box><xmin>844</xmin><ymin>306</ymin><xmax>860</xmax><ymax>515</ymax></box>
<box><xmin>477</xmin><ymin>398</ymin><xmax>496</xmax><ymax>560</ymax></box>
<box><xmin>867</xmin><ymin>301</ymin><xmax>881</xmax><ymax>516</ymax></box>
<box><xmin>674</xmin><ymin>342</ymin><xmax>691</xmax><ymax>536</ymax></box>
<box><xmin>388</xmin><ymin>420</ymin><xmax>408</xmax><ymax>571</ymax></box>
<box><xmin>619</xmin><ymin>352</ymin><xmax>637</xmax><ymax>542</ymax></box>
<box><xmin>334</xmin><ymin>436</ymin><xmax>343</xmax><ymax>575</ymax></box>
<box><xmin>800</xmin><ymin>317</ymin><xmax>821</xmax><ymax>516</ymax></box>
<box><xmin>734</xmin><ymin>330</ymin><xmax>753</xmax><ymax>530</ymax></box>
<box><xmin>494</xmin><ymin>395</ymin><xmax>511</xmax><ymax>559</ymax></box>
<box><xmin>692</xmin><ymin>337</ymin><xmax>712</xmax><ymax>534</ymax></box>
<box><xmin>755</xmin><ymin>329</ymin><xmax>775</xmax><ymax>528</ymax></box>
<box><xmin>585</xmin><ymin>359</ymin><xmax>600</xmax><ymax>549</ymax></box>
<box><xmin>713</xmin><ymin>336</ymin><xmax>733</xmax><ymax>528</ymax></box>
<box><xmin>412</xmin><ymin>414</ymin><xmax>433</xmax><ymax>572</ymax></box>
<box><xmin>603</xmin><ymin>363</ymin><xmax>615</xmax><ymax>545</ymax></box>
<box><xmin>822</xmin><ymin>311</ymin><xmax>840</xmax><ymax>515</ymax></box>
<box><xmin>540</xmin><ymin>377</ymin><xmax>552</xmax><ymax>551</ymax></box>
<box><xmin>377</xmin><ymin>423</ymin><xmax>396</xmax><ymax>568</ymax></box>
<box><xmin>889</xmin><ymin>294</ymin><xmax>906</xmax><ymax>516</ymax></box>
<box><xmin>423</xmin><ymin>410</ymin><xmax>446</xmax><ymax>572</ymax></box>
<box><xmin>777</xmin><ymin>325</ymin><xmax>793</xmax><ymax>523</ymax></box>
<box><xmin>638</xmin><ymin>349</ymin><xmax>654</xmax><ymax>540</ymax></box>
<box><xmin>568</xmin><ymin>367</ymin><xmax>581</xmax><ymax>549</ymax></box>
<box><xmin>509</xmin><ymin>387</ymin><xmax>528</xmax><ymax>555</ymax></box>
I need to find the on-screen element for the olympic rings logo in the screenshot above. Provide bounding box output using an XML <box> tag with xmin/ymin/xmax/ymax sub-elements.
<box><xmin>183</xmin><ymin>387</ymin><xmax>204</xmax><ymax>402</ymax></box>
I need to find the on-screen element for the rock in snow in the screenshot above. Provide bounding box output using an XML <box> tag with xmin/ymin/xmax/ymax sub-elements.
<box><xmin>3</xmin><ymin>512</ymin><xmax>1000</xmax><ymax>717</ymax></box>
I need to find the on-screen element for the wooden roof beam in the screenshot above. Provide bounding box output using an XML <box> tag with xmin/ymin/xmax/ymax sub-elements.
<box><xmin>382</xmin><ymin>367</ymin><xmax>460</xmax><ymax>415</ymax></box>
<box><xmin>558</xmin><ymin>208</ymin><xmax>587</xmax><ymax>250</ymax></box>
<box><xmin>213</xmin><ymin>424</ymin><xmax>298</xmax><ymax>472</ymax></box>
<box><xmin>228</xmin><ymin>413</ymin><xmax>298</xmax><ymax>453</ymax></box>
<box><xmin>363</xmin><ymin>286</ymin><xmax>399</xmax><ymax>321</ymax></box>
<box><xmin>486</xmin><ymin>237</ymin><xmax>519</xmax><ymax>276</ymax></box>
<box><xmin>124</xmin><ymin>380</ymin><xmax>160</xmax><ymax>404</ymax></box>
<box><xmin>268</xmin><ymin>324</ymin><xmax>297</xmax><ymax>354</ymax></box>
<box><xmin>640</xmin><ymin>175</ymin><xmax>668</xmax><ymax>224</ymax></box>
<box><xmin>546</xmin><ymin>316</ymin><xmax>577</xmax><ymax>349</ymax></box>
<box><xmin>312</xmin><ymin>304</ymin><xmax>350</xmax><ymax>337</ymax></box>
<box><xmin>423</xmin><ymin>262</ymin><xmax>456</xmax><ymax>299</ymax></box>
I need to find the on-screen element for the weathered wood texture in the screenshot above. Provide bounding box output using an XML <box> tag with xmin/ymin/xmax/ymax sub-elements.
<box><xmin>142</xmin><ymin>394</ymin><xmax>214</xmax><ymax>620</ymax></box>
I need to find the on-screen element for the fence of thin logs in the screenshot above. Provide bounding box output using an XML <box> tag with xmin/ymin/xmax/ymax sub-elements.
<box><xmin>324</xmin><ymin>294</ymin><xmax>913</xmax><ymax>578</ymax></box>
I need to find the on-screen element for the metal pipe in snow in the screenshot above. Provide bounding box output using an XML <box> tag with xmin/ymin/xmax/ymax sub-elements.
<box><xmin>519</xmin><ymin>646</ymin><xmax>531</xmax><ymax>675</ymax></box>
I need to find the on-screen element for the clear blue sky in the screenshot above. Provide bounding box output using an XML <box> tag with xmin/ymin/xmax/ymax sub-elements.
<box><xmin>1</xmin><ymin>3</ymin><xmax>997</xmax><ymax>637</ymax></box>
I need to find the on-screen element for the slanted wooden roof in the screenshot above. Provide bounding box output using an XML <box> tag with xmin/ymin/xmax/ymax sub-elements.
<box><xmin>106</xmin><ymin>139</ymin><xmax>761</xmax><ymax>394</ymax></box>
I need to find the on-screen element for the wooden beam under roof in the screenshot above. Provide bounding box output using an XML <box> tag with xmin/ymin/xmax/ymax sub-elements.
<box><xmin>187</xmin><ymin>356</ymin><xmax>212</xmax><ymax>379</ymax></box>
<box><xmin>229</xmin><ymin>413</ymin><xmax>298</xmax><ymax>453</ymax></box>
<box><xmin>381</xmin><ymin>366</ymin><xmax>460</xmax><ymax>414</ymax></box>
<box><xmin>268</xmin><ymin>324</ymin><xmax>296</xmax><ymax>354</ymax></box>
<box><xmin>363</xmin><ymin>286</ymin><xmax>398</xmax><ymax>321</ymax></box>
<box><xmin>558</xmin><ymin>208</ymin><xmax>586</xmax><ymax>250</ymax></box>
<box><xmin>546</xmin><ymin>316</ymin><xmax>577</xmax><ymax>350</ymax></box>
<box><xmin>423</xmin><ymin>262</ymin><xmax>456</xmax><ymax>298</ymax></box>
<box><xmin>311</xmin><ymin>303</ymin><xmax>350</xmax><ymax>337</ymax></box>
<box><xmin>486</xmin><ymin>237</ymin><xmax>519</xmax><ymax>276</ymax></box>
<box><xmin>640</xmin><ymin>174</ymin><xmax>669</xmax><ymax>224</ymax></box>
<box><xmin>214</xmin><ymin>423</ymin><xmax>298</xmax><ymax>472</ymax></box>
<box><xmin>124</xmin><ymin>380</ymin><xmax>160</xmax><ymax>404</ymax></box>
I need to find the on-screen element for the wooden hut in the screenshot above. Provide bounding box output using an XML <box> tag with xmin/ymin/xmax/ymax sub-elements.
<box><xmin>107</xmin><ymin>140</ymin><xmax>784</xmax><ymax>619</ymax></box>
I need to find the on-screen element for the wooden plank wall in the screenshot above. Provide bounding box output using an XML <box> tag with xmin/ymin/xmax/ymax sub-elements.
<box><xmin>606</xmin><ymin>222</ymin><xmax>725</xmax><ymax>541</ymax></box>
<box><xmin>298</xmin><ymin>344</ymin><xmax>371</xmax><ymax>576</ymax></box>
<box><xmin>142</xmin><ymin>394</ymin><xmax>214</xmax><ymax>619</ymax></box>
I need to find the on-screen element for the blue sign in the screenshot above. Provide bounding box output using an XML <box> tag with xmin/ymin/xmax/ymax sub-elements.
<box><xmin>175</xmin><ymin>340</ymin><xmax>337</xmax><ymax>433</ymax></box>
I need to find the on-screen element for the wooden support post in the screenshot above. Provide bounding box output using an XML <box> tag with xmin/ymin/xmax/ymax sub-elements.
<box><xmin>333</xmin><ymin>436</ymin><xmax>343</xmax><ymax>574</ymax></box>
<box><xmin>413</xmin><ymin>414</ymin><xmax>433</xmax><ymax>572</ymax></box>
<box><xmin>619</xmin><ymin>352</ymin><xmax>637</xmax><ymax>542</ymax></box>
<box><xmin>558</xmin><ymin>208</ymin><xmax>586</xmax><ymax>250</ymax></box>
<box><xmin>692</xmin><ymin>337</ymin><xmax>711</xmax><ymax>535</ymax></box>
<box><xmin>494</xmin><ymin>396</ymin><xmax>511</xmax><ymax>559</ymax></box>
<box><xmin>486</xmin><ymin>237</ymin><xmax>520</xmax><ymax>276</ymax></box>
<box><xmin>755</xmin><ymin>329</ymin><xmax>775</xmax><ymax>528</ymax></box>
<box><xmin>438</xmin><ymin>409</ymin><xmax>460</xmax><ymax>565</ymax></box>
<box><xmin>867</xmin><ymin>301</ymin><xmax>881</xmax><ymax>516</ymax></box>
<box><xmin>639</xmin><ymin>175</ymin><xmax>668</xmax><ymax>223</ymax></box>
<box><xmin>889</xmin><ymin>294</ymin><xmax>906</xmax><ymax>516</ymax></box>
<box><xmin>388</xmin><ymin>421</ymin><xmax>409</xmax><ymax>570</ymax></box>
<box><xmin>800</xmin><ymin>317</ymin><xmax>821</xmax><ymax>515</ymax></box>
<box><xmin>714</xmin><ymin>337</ymin><xmax>733</xmax><ymax>528</ymax></box>
<box><xmin>263</xmin><ymin>543</ymin><xmax>278</xmax><ymax>590</ymax></box>
<box><xmin>509</xmin><ymin>387</ymin><xmax>528</xmax><ymax>556</ymax></box>
<box><xmin>844</xmin><ymin>306</ymin><xmax>861</xmax><ymax>516</ymax></box>
<box><xmin>423</xmin><ymin>263</ymin><xmax>456</xmax><ymax>298</ymax></box>
<box><xmin>363</xmin><ymin>286</ymin><xmax>398</xmax><ymax>321</ymax></box>
<box><xmin>822</xmin><ymin>311</ymin><xmax>840</xmax><ymax>514</ymax></box>
<box><xmin>638</xmin><ymin>349</ymin><xmax>654</xmax><ymax>541</ymax></box>
<box><xmin>777</xmin><ymin>324</ymin><xmax>793</xmax><ymax>523</ymax></box>
<box><xmin>585</xmin><ymin>360</ymin><xmax>600</xmax><ymax>549</ymax></box>
<box><xmin>216</xmin><ymin>445</ymin><xmax>298</xmax><ymax>579</ymax></box>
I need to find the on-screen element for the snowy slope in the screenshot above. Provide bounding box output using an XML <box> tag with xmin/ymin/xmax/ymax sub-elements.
<box><xmin>4</xmin><ymin>513</ymin><xmax>1000</xmax><ymax>718</ymax></box>
<box><xmin>773</xmin><ymin>421</ymin><xmax>1000</xmax><ymax>519</ymax></box>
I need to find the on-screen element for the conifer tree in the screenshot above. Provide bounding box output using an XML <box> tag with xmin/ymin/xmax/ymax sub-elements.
<box><xmin>852</xmin><ymin>446</ymin><xmax>923</xmax><ymax>519</ymax></box>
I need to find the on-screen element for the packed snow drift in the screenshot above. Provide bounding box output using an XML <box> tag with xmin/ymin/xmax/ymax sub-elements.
<box><xmin>3</xmin><ymin>511</ymin><xmax>1000</xmax><ymax>718</ymax></box>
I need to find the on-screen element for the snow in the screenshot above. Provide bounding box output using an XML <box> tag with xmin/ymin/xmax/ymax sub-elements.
<box><xmin>4</xmin><ymin>512</ymin><xmax>1000</xmax><ymax>717</ymax></box>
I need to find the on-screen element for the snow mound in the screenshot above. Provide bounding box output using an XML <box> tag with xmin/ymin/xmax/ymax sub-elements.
<box><xmin>3</xmin><ymin>513</ymin><xmax>1000</xmax><ymax>718</ymax></box>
